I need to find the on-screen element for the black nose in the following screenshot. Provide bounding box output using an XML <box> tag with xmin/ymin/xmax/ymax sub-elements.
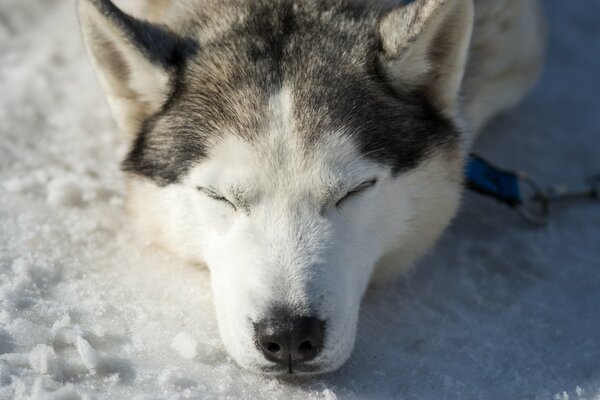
<box><xmin>254</xmin><ymin>315</ymin><xmax>325</xmax><ymax>366</ymax></box>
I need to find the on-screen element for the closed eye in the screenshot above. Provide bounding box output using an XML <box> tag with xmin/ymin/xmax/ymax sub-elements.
<box><xmin>197</xmin><ymin>186</ymin><xmax>237</xmax><ymax>211</ymax></box>
<box><xmin>335</xmin><ymin>179</ymin><xmax>378</xmax><ymax>208</ymax></box>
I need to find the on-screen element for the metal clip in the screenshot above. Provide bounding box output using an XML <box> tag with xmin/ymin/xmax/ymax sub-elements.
<box><xmin>543</xmin><ymin>175</ymin><xmax>600</xmax><ymax>203</ymax></box>
<box><xmin>516</xmin><ymin>174</ymin><xmax>600</xmax><ymax>225</ymax></box>
<box><xmin>515</xmin><ymin>173</ymin><xmax>549</xmax><ymax>225</ymax></box>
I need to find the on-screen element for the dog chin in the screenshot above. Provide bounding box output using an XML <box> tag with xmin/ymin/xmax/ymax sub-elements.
<box><xmin>227</xmin><ymin>332</ymin><xmax>353</xmax><ymax>377</ymax></box>
<box><xmin>235</xmin><ymin>339</ymin><xmax>355</xmax><ymax>377</ymax></box>
<box><xmin>248</xmin><ymin>359</ymin><xmax>347</xmax><ymax>378</ymax></box>
<box><xmin>258</xmin><ymin>366</ymin><xmax>330</xmax><ymax>378</ymax></box>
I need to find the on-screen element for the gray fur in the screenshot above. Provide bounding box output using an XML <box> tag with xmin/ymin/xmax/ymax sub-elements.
<box><xmin>78</xmin><ymin>0</ymin><xmax>545</xmax><ymax>375</ymax></box>
<box><xmin>95</xmin><ymin>0</ymin><xmax>462</xmax><ymax>185</ymax></box>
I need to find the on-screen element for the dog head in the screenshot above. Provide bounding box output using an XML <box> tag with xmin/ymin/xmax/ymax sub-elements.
<box><xmin>79</xmin><ymin>0</ymin><xmax>473</xmax><ymax>375</ymax></box>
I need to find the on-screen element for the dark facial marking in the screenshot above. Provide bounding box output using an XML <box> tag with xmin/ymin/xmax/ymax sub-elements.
<box><xmin>121</xmin><ymin>0</ymin><xmax>461</xmax><ymax>185</ymax></box>
<box><xmin>88</xmin><ymin>0</ymin><xmax>198</xmax><ymax>69</ymax></box>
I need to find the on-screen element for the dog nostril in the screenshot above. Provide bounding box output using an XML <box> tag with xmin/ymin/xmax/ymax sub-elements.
<box><xmin>265</xmin><ymin>342</ymin><xmax>281</xmax><ymax>354</ymax></box>
<box><xmin>254</xmin><ymin>314</ymin><xmax>325</xmax><ymax>365</ymax></box>
<box><xmin>298</xmin><ymin>340</ymin><xmax>315</xmax><ymax>352</ymax></box>
<box><xmin>295</xmin><ymin>319</ymin><xmax>324</xmax><ymax>361</ymax></box>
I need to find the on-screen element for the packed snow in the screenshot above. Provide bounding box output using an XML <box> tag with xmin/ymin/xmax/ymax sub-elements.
<box><xmin>1</xmin><ymin>0</ymin><xmax>599</xmax><ymax>399</ymax></box>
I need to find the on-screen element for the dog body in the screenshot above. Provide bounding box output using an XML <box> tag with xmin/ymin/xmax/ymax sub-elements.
<box><xmin>79</xmin><ymin>0</ymin><xmax>544</xmax><ymax>375</ymax></box>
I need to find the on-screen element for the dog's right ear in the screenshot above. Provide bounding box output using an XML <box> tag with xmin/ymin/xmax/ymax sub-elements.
<box><xmin>78</xmin><ymin>0</ymin><xmax>198</xmax><ymax>135</ymax></box>
<box><xmin>378</xmin><ymin>0</ymin><xmax>474</xmax><ymax>118</ymax></box>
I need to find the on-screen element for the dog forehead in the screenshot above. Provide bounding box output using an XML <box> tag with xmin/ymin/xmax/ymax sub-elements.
<box><xmin>188</xmin><ymin>88</ymin><xmax>366</xmax><ymax>190</ymax></box>
<box><xmin>124</xmin><ymin>0</ymin><xmax>460</xmax><ymax>185</ymax></box>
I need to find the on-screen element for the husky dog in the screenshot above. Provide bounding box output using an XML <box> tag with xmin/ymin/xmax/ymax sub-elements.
<box><xmin>78</xmin><ymin>0</ymin><xmax>545</xmax><ymax>375</ymax></box>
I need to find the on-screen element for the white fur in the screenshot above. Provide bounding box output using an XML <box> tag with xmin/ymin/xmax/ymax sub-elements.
<box><xmin>81</xmin><ymin>0</ymin><xmax>545</xmax><ymax>376</ymax></box>
<box><xmin>126</xmin><ymin>89</ymin><xmax>463</xmax><ymax>373</ymax></box>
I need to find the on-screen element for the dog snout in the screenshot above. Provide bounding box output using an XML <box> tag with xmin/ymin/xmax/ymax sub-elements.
<box><xmin>254</xmin><ymin>315</ymin><xmax>325</xmax><ymax>367</ymax></box>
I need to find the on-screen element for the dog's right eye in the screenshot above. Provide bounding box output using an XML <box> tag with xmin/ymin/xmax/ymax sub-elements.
<box><xmin>335</xmin><ymin>179</ymin><xmax>378</xmax><ymax>208</ymax></box>
<box><xmin>197</xmin><ymin>187</ymin><xmax>237</xmax><ymax>211</ymax></box>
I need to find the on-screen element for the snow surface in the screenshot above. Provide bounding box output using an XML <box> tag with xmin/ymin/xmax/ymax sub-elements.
<box><xmin>1</xmin><ymin>0</ymin><xmax>599</xmax><ymax>398</ymax></box>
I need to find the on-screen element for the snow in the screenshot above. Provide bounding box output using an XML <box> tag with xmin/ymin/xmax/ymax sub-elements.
<box><xmin>170</xmin><ymin>333</ymin><xmax>198</xmax><ymax>361</ymax></box>
<box><xmin>75</xmin><ymin>337</ymin><xmax>99</xmax><ymax>374</ymax></box>
<box><xmin>0</xmin><ymin>0</ymin><xmax>599</xmax><ymax>399</ymax></box>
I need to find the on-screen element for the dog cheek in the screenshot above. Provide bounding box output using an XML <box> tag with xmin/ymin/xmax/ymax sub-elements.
<box><xmin>208</xmin><ymin>267</ymin><xmax>255</xmax><ymax>361</ymax></box>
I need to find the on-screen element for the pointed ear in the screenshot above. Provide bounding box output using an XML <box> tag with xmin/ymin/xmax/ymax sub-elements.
<box><xmin>378</xmin><ymin>0</ymin><xmax>474</xmax><ymax>116</ymax></box>
<box><xmin>78</xmin><ymin>0</ymin><xmax>198</xmax><ymax>135</ymax></box>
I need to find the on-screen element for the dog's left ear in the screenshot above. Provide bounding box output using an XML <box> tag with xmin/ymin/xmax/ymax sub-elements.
<box><xmin>78</xmin><ymin>0</ymin><xmax>198</xmax><ymax>135</ymax></box>
<box><xmin>378</xmin><ymin>0</ymin><xmax>474</xmax><ymax>116</ymax></box>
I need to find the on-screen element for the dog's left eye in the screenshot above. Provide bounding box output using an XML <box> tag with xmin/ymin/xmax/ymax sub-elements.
<box><xmin>197</xmin><ymin>187</ymin><xmax>237</xmax><ymax>211</ymax></box>
<box><xmin>336</xmin><ymin>179</ymin><xmax>378</xmax><ymax>208</ymax></box>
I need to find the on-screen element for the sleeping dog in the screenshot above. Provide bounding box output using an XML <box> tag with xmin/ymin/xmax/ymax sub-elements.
<box><xmin>78</xmin><ymin>0</ymin><xmax>545</xmax><ymax>375</ymax></box>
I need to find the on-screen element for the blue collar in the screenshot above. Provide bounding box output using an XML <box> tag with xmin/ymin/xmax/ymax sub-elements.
<box><xmin>465</xmin><ymin>155</ymin><xmax>522</xmax><ymax>207</ymax></box>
